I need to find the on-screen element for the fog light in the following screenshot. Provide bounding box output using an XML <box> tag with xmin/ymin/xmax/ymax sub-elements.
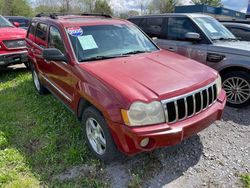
<box><xmin>140</xmin><ymin>138</ymin><xmax>149</xmax><ymax>147</ymax></box>
<box><xmin>0</xmin><ymin>61</ymin><xmax>5</xmax><ymax>65</ymax></box>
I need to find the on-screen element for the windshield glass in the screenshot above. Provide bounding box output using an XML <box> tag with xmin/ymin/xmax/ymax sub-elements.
<box><xmin>67</xmin><ymin>24</ymin><xmax>158</xmax><ymax>62</ymax></box>
<box><xmin>0</xmin><ymin>16</ymin><xmax>13</xmax><ymax>27</ymax></box>
<box><xmin>194</xmin><ymin>17</ymin><xmax>236</xmax><ymax>40</ymax></box>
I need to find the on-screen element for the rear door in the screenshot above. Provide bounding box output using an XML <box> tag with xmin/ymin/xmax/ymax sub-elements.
<box><xmin>33</xmin><ymin>22</ymin><xmax>50</xmax><ymax>75</ymax></box>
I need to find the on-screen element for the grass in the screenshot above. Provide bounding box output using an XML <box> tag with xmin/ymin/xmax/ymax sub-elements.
<box><xmin>241</xmin><ymin>174</ymin><xmax>250</xmax><ymax>188</ymax></box>
<box><xmin>0</xmin><ymin>68</ymin><xmax>107</xmax><ymax>187</ymax></box>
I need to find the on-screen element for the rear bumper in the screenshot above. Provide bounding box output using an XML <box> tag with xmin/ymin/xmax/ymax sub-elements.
<box><xmin>108</xmin><ymin>90</ymin><xmax>226</xmax><ymax>155</ymax></box>
<box><xmin>0</xmin><ymin>51</ymin><xmax>28</xmax><ymax>67</ymax></box>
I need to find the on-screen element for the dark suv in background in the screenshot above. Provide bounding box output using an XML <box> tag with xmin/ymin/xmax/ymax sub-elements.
<box><xmin>5</xmin><ymin>16</ymin><xmax>30</xmax><ymax>30</ymax></box>
<box><xmin>128</xmin><ymin>14</ymin><xmax>250</xmax><ymax>108</ymax></box>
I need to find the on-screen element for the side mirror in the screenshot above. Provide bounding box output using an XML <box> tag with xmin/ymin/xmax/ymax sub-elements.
<box><xmin>12</xmin><ymin>22</ymin><xmax>20</xmax><ymax>27</ymax></box>
<box><xmin>42</xmin><ymin>48</ymin><xmax>68</xmax><ymax>62</ymax></box>
<box><xmin>185</xmin><ymin>32</ymin><xmax>201</xmax><ymax>42</ymax></box>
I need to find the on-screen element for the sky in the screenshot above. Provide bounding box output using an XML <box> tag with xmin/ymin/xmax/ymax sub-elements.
<box><xmin>109</xmin><ymin>0</ymin><xmax>250</xmax><ymax>14</ymax></box>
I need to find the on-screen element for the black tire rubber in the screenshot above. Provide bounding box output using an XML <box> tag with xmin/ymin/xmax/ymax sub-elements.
<box><xmin>31</xmin><ymin>64</ymin><xmax>48</xmax><ymax>95</ymax></box>
<box><xmin>82</xmin><ymin>106</ymin><xmax>121</xmax><ymax>163</ymax></box>
<box><xmin>222</xmin><ymin>71</ymin><xmax>250</xmax><ymax>108</ymax></box>
<box><xmin>24</xmin><ymin>61</ymin><xmax>30</xmax><ymax>70</ymax></box>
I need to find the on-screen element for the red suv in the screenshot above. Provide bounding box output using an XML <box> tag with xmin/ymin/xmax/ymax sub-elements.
<box><xmin>0</xmin><ymin>15</ymin><xmax>27</xmax><ymax>68</ymax></box>
<box><xmin>26</xmin><ymin>13</ymin><xmax>226</xmax><ymax>162</ymax></box>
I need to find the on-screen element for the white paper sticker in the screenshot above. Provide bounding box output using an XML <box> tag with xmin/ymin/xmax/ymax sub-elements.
<box><xmin>78</xmin><ymin>35</ymin><xmax>98</xmax><ymax>50</ymax></box>
<box><xmin>204</xmin><ymin>23</ymin><xmax>217</xmax><ymax>33</ymax></box>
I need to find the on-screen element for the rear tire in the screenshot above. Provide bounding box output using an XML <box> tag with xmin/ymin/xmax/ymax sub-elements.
<box><xmin>82</xmin><ymin>106</ymin><xmax>121</xmax><ymax>163</ymax></box>
<box><xmin>31</xmin><ymin>64</ymin><xmax>48</xmax><ymax>95</ymax></box>
<box><xmin>222</xmin><ymin>71</ymin><xmax>250</xmax><ymax>108</ymax></box>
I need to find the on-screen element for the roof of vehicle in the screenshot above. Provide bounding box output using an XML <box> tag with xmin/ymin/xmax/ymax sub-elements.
<box><xmin>218</xmin><ymin>19</ymin><xmax>250</xmax><ymax>24</ymax></box>
<box><xmin>33</xmin><ymin>13</ymin><xmax>130</xmax><ymax>27</ymax></box>
<box><xmin>4</xmin><ymin>16</ymin><xmax>29</xmax><ymax>19</ymax></box>
<box><xmin>222</xmin><ymin>22</ymin><xmax>250</xmax><ymax>29</ymax></box>
<box><xmin>128</xmin><ymin>13</ymin><xmax>212</xmax><ymax>19</ymax></box>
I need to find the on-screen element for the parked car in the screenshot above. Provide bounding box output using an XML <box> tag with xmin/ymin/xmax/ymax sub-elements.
<box><xmin>5</xmin><ymin>16</ymin><xmax>30</xmax><ymax>30</ymax></box>
<box><xmin>0</xmin><ymin>15</ymin><xmax>28</xmax><ymax>68</ymax></box>
<box><xmin>221</xmin><ymin>22</ymin><xmax>250</xmax><ymax>41</ymax></box>
<box><xmin>128</xmin><ymin>14</ymin><xmax>250</xmax><ymax>108</ymax></box>
<box><xmin>26</xmin><ymin>13</ymin><xmax>226</xmax><ymax>162</ymax></box>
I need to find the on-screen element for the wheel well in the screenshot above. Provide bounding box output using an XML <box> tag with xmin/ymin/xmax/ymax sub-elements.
<box><xmin>219</xmin><ymin>66</ymin><xmax>250</xmax><ymax>77</ymax></box>
<box><xmin>77</xmin><ymin>98</ymin><xmax>92</xmax><ymax>121</ymax></box>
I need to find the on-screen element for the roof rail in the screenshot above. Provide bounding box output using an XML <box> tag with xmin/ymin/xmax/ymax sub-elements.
<box><xmin>35</xmin><ymin>12</ymin><xmax>112</xmax><ymax>19</ymax></box>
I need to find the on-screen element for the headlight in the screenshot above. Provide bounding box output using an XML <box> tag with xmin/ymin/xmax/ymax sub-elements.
<box><xmin>215</xmin><ymin>75</ymin><xmax>222</xmax><ymax>95</ymax></box>
<box><xmin>121</xmin><ymin>101</ymin><xmax>165</xmax><ymax>126</ymax></box>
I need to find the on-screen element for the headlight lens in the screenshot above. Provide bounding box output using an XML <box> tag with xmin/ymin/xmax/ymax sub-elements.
<box><xmin>121</xmin><ymin>101</ymin><xmax>165</xmax><ymax>126</ymax></box>
<box><xmin>215</xmin><ymin>75</ymin><xmax>222</xmax><ymax>95</ymax></box>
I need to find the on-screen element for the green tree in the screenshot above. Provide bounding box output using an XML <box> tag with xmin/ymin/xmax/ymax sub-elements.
<box><xmin>1</xmin><ymin>0</ymin><xmax>32</xmax><ymax>16</ymax></box>
<box><xmin>94</xmin><ymin>0</ymin><xmax>113</xmax><ymax>15</ymax></box>
<box><xmin>148</xmin><ymin>0</ymin><xmax>181</xmax><ymax>13</ymax></box>
<box><xmin>191</xmin><ymin>0</ymin><xmax>223</xmax><ymax>7</ymax></box>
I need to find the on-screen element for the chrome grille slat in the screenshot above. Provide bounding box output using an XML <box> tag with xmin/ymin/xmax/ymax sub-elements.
<box><xmin>184</xmin><ymin>98</ymin><xmax>188</xmax><ymax>119</ymax></box>
<box><xmin>206</xmin><ymin>88</ymin><xmax>209</xmax><ymax>108</ymax></box>
<box><xmin>174</xmin><ymin>101</ymin><xmax>178</xmax><ymax>122</ymax></box>
<box><xmin>192</xmin><ymin>94</ymin><xmax>196</xmax><ymax>115</ymax></box>
<box><xmin>162</xmin><ymin>82</ymin><xmax>218</xmax><ymax>124</ymax></box>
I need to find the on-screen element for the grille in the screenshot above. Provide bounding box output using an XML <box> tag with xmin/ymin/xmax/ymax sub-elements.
<box><xmin>162</xmin><ymin>83</ymin><xmax>218</xmax><ymax>124</ymax></box>
<box><xmin>3</xmin><ymin>40</ymin><xmax>26</xmax><ymax>49</ymax></box>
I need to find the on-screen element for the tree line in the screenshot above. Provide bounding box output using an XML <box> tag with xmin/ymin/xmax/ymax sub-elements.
<box><xmin>0</xmin><ymin>0</ymin><xmax>222</xmax><ymax>17</ymax></box>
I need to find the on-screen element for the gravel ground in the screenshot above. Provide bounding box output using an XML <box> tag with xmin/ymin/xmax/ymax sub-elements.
<box><xmin>56</xmin><ymin>106</ymin><xmax>249</xmax><ymax>187</ymax></box>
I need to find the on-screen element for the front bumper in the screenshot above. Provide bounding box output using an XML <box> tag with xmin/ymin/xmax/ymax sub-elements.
<box><xmin>108</xmin><ymin>90</ymin><xmax>226</xmax><ymax>155</ymax></box>
<box><xmin>0</xmin><ymin>51</ymin><xmax>28</xmax><ymax>67</ymax></box>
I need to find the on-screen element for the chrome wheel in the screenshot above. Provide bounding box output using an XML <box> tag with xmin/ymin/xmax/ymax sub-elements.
<box><xmin>33</xmin><ymin>70</ymin><xmax>40</xmax><ymax>91</ymax></box>
<box><xmin>86</xmin><ymin>118</ymin><xmax>106</xmax><ymax>155</ymax></box>
<box><xmin>223</xmin><ymin>77</ymin><xmax>250</xmax><ymax>105</ymax></box>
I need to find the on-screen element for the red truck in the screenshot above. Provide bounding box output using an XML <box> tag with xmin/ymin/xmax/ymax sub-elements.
<box><xmin>0</xmin><ymin>15</ymin><xmax>27</xmax><ymax>68</ymax></box>
<box><xmin>26</xmin><ymin>13</ymin><xmax>226</xmax><ymax>162</ymax></box>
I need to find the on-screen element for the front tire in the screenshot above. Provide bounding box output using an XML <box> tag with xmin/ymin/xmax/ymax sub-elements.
<box><xmin>82</xmin><ymin>106</ymin><xmax>121</xmax><ymax>163</ymax></box>
<box><xmin>222</xmin><ymin>71</ymin><xmax>250</xmax><ymax>108</ymax></box>
<box><xmin>31</xmin><ymin>64</ymin><xmax>48</xmax><ymax>95</ymax></box>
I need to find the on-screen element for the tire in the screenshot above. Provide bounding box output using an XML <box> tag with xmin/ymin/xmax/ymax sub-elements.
<box><xmin>31</xmin><ymin>64</ymin><xmax>48</xmax><ymax>95</ymax></box>
<box><xmin>222</xmin><ymin>71</ymin><xmax>250</xmax><ymax>108</ymax></box>
<box><xmin>24</xmin><ymin>61</ymin><xmax>30</xmax><ymax>70</ymax></box>
<box><xmin>82</xmin><ymin>106</ymin><xmax>121</xmax><ymax>163</ymax></box>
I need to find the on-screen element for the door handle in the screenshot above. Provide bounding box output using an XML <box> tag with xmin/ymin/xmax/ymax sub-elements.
<box><xmin>168</xmin><ymin>47</ymin><xmax>176</xmax><ymax>52</ymax></box>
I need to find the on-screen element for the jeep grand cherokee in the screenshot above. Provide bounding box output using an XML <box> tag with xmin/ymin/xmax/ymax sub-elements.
<box><xmin>26</xmin><ymin>13</ymin><xmax>226</xmax><ymax>162</ymax></box>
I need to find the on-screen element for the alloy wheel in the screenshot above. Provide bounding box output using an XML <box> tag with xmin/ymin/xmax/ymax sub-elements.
<box><xmin>86</xmin><ymin>117</ymin><xmax>106</xmax><ymax>155</ymax></box>
<box><xmin>223</xmin><ymin>77</ymin><xmax>250</xmax><ymax>105</ymax></box>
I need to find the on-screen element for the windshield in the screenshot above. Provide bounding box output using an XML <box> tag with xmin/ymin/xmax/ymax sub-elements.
<box><xmin>67</xmin><ymin>24</ymin><xmax>158</xmax><ymax>62</ymax></box>
<box><xmin>193</xmin><ymin>17</ymin><xmax>236</xmax><ymax>40</ymax></box>
<box><xmin>0</xmin><ymin>16</ymin><xmax>13</xmax><ymax>28</ymax></box>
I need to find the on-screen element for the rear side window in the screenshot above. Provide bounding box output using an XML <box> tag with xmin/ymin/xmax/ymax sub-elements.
<box><xmin>35</xmin><ymin>23</ymin><xmax>48</xmax><ymax>48</ymax></box>
<box><xmin>147</xmin><ymin>17</ymin><xmax>164</xmax><ymax>38</ymax></box>
<box><xmin>48</xmin><ymin>26</ymin><xmax>66</xmax><ymax>53</ymax></box>
<box><xmin>168</xmin><ymin>17</ymin><xmax>197</xmax><ymax>41</ymax></box>
<box><xmin>27</xmin><ymin>22</ymin><xmax>36</xmax><ymax>40</ymax></box>
<box><xmin>129</xmin><ymin>18</ymin><xmax>141</xmax><ymax>26</ymax></box>
<box><xmin>227</xmin><ymin>27</ymin><xmax>250</xmax><ymax>41</ymax></box>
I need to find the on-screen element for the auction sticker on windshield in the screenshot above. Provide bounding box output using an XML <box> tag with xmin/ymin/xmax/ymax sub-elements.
<box><xmin>78</xmin><ymin>35</ymin><xmax>98</xmax><ymax>50</ymax></box>
<box><xmin>67</xmin><ymin>27</ymin><xmax>83</xmax><ymax>36</ymax></box>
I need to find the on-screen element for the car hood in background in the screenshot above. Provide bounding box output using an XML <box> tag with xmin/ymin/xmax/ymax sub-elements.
<box><xmin>80</xmin><ymin>50</ymin><xmax>218</xmax><ymax>102</ymax></box>
<box><xmin>211</xmin><ymin>41</ymin><xmax>250</xmax><ymax>56</ymax></box>
<box><xmin>0</xmin><ymin>27</ymin><xmax>27</xmax><ymax>41</ymax></box>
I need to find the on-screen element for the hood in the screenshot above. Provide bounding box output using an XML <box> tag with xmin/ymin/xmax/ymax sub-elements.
<box><xmin>211</xmin><ymin>41</ymin><xmax>250</xmax><ymax>56</ymax></box>
<box><xmin>0</xmin><ymin>27</ymin><xmax>26</xmax><ymax>41</ymax></box>
<box><xmin>80</xmin><ymin>50</ymin><xmax>218</xmax><ymax>103</ymax></box>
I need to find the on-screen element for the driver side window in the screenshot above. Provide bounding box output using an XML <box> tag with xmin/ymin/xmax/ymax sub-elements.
<box><xmin>168</xmin><ymin>17</ymin><xmax>197</xmax><ymax>41</ymax></box>
<box><xmin>48</xmin><ymin>26</ymin><xmax>66</xmax><ymax>54</ymax></box>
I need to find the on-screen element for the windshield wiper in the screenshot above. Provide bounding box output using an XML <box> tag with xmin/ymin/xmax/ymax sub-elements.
<box><xmin>79</xmin><ymin>55</ymin><xmax>129</xmax><ymax>62</ymax></box>
<box><xmin>122</xmin><ymin>50</ymin><xmax>149</xmax><ymax>55</ymax></box>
